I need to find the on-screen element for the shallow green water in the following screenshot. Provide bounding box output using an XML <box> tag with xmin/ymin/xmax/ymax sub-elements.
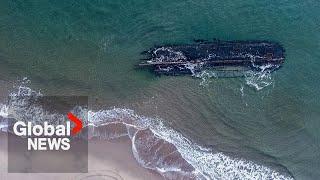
<box><xmin>1</xmin><ymin>0</ymin><xmax>320</xmax><ymax>179</ymax></box>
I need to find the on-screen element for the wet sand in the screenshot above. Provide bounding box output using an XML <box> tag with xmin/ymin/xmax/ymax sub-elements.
<box><xmin>0</xmin><ymin>80</ymin><xmax>163</xmax><ymax>179</ymax></box>
<box><xmin>0</xmin><ymin>133</ymin><xmax>163</xmax><ymax>180</ymax></box>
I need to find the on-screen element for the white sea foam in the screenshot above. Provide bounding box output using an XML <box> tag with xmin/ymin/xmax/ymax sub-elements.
<box><xmin>88</xmin><ymin>108</ymin><xmax>293</xmax><ymax>180</ymax></box>
<box><xmin>240</xmin><ymin>85</ymin><xmax>244</xmax><ymax>97</ymax></box>
<box><xmin>153</xmin><ymin>47</ymin><xmax>187</xmax><ymax>62</ymax></box>
<box><xmin>0</xmin><ymin>103</ymin><xmax>8</xmax><ymax>118</ymax></box>
<box><xmin>0</xmin><ymin>104</ymin><xmax>9</xmax><ymax>132</ymax></box>
<box><xmin>184</xmin><ymin>61</ymin><xmax>276</xmax><ymax>90</ymax></box>
<box><xmin>244</xmin><ymin>63</ymin><xmax>277</xmax><ymax>91</ymax></box>
<box><xmin>0</xmin><ymin>123</ymin><xmax>7</xmax><ymax>130</ymax></box>
<box><xmin>183</xmin><ymin>62</ymin><xmax>217</xmax><ymax>86</ymax></box>
<box><xmin>194</xmin><ymin>70</ymin><xmax>217</xmax><ymax>86</ymax></box>
<box><xmin>2</xmin><ymin>83</ymin><xmax>293</xmax><ymax>180</ymax></box>
<box><xmin>243</xmin><ymin>54</ymin><xmax>279</xmax><ymax>91</ymax></box>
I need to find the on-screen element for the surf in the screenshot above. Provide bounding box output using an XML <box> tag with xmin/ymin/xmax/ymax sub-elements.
<box><xmin>0</xmin><ymin>82</ymin><xmax>293</xmax><ymax>180</ymax></box>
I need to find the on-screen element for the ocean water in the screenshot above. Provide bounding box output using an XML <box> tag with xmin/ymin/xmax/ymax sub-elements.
<box><xmin>1</xmin><ymin>0</ymin><xmax>320</xmax><ymax>179</ymax></box>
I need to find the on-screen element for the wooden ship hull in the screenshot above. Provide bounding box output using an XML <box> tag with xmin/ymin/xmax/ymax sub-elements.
<box><xmin>139</xmin><ymin>40</ymin><xmax>285</xmax><ymax>76</ymax></box>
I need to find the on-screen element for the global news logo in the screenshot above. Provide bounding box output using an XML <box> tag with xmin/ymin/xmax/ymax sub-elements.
<box><xmin>12</xmin><ymin>112</ymin><xmax>83</xmax><ymax>151</ymax></box>
<box><xmin>7</xmin><ymin>96</ymin><xmax>88</xmax><ymax>173</ymax></box>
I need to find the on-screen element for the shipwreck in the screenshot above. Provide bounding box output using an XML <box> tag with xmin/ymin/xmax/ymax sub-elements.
<box><xmin>139</xmin><ymin>39</ymin><xmax>285</xmax><ymax>76</ymax></box>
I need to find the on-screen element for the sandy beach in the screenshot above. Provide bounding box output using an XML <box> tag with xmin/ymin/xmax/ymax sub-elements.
<box><xmin>0</xmin><ymin>132</ymin><xmax>163</xmax><ymax>180</ymax></box>
<box><xmin>0</xmin><ymin>80</ymin><xmax>163</xmax><ymax>180</ymax></box>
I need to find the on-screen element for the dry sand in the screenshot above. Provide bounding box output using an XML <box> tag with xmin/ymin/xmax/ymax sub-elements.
<box><xmin>0</xmin><ymin>133</ymin><xmax>163</xmax><ymax>180</ymax></box>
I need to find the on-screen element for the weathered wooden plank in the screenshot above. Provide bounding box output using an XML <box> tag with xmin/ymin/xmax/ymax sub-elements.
<box><xmin>139</xmin><ymin>40</ymin><xmax>285</xmax><ymax>75</ymax></box>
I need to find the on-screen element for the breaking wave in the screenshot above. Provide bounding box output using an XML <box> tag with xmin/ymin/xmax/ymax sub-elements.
<box><xmin>88</xmin><ymin>108</ymin><xmax>293</xmax><ymax>180</ymax></box>
<box><xmin>0</xmin><ymin>83</ymin><xmax>293</xmax><ymax>180</ymax></box>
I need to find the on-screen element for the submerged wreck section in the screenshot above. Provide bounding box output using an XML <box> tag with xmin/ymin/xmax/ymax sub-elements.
<box><xmin>139</xmin><ymin>40</ymin><xmax>285</xmax><ymax>76</ymax></box>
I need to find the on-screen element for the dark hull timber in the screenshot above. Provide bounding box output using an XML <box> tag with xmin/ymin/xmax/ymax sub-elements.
<box><xmin>139</xmin><ymin>40</ymin><xmax>285</xmax><ymax>75</ymax></box>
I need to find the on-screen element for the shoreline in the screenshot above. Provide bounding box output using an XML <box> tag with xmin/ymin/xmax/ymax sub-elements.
<box><xmin>0</xmin><ymin>81</ymin><xmax>294</xmax><ymax>179</ymax></box>
<box><xmin>0</xmin><ymin>132</ymin><xmax>163</xmax><ymax>180</ymax></box>
<box><xmin>0</xmin><ymin>80</ymin><xmax>163</xmax><ymax>180</ymax></box>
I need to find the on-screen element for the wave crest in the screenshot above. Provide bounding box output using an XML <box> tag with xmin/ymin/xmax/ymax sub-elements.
<box><xmin>88</xmin><ymin>108</ymin><xmax>293</xmax><ymax>180</ymax></box>
<box><xmin>0</xmin><ymin>83</ymin><xmax>293</xmax><ymax>180</ymax></box>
